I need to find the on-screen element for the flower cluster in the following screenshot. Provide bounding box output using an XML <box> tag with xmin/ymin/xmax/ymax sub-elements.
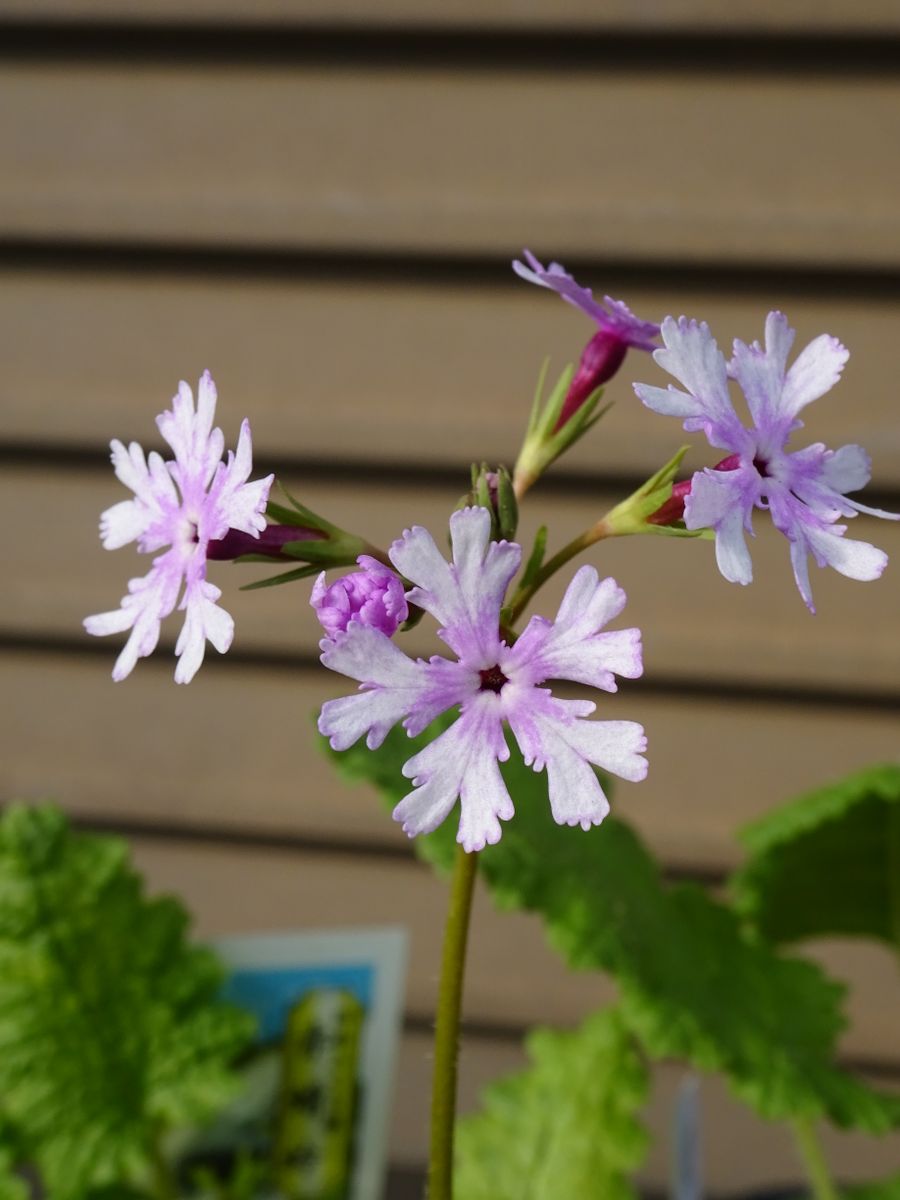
<box><xmin>84</xmin><ymin>257</ymin><xmax>895</xmax><ymax>850</ymax></box>
<box><xmin>317</xmin><ymin>508</ymin><xmax>647</xmax><ymax>852</ymax></box>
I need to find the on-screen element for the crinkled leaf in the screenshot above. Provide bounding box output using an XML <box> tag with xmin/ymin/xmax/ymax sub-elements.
<box><xmin>455</xmin><ymin>1008</ymin><xmax>648</xmax><ymax>1200</ymax></box>
<box><xmin>323</xmin><ymin>734</ymin><xmax>900</xmax><ymax>1132</ymax></box>
<box><xmin>0</xmin><ymin>805</ymin><xmax>254</xmax><ymax>1200</ymax></box>
<box><xmin>732</xmin><ymin>764</ymin><xmax>900</xmax><ymax>947</ymax></box>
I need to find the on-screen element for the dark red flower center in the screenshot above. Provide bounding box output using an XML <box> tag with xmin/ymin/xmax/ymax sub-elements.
<box><xmin>479</xmin><ymin>665</ymin><xmax>508</xmax><ymax>693</ymax></box>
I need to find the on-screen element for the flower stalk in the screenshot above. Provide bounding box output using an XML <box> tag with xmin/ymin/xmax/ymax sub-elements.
<box><xmin>790</xmin><ymin>1118</ymin><xmax>839</xmax><ymax>1200</ymax></box>
<box><xmin>428</xmin><ymin>845</ymin><xmax>479</xmax><ymax>1200</ymax></box>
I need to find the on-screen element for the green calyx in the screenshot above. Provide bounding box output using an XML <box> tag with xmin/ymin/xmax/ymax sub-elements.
<box><xmin>459</xmin><ymin>464</ymin><xmax>519</xmax><ymax>542</ymax></box>
<box><xmin>512</xmin><ymin>360</ymin><xmax>611</xmax><ymax>496</ymax></box>
<box><xmin>239</xmin><ymin>482</ymin><xmax>384</xmax><ymax>591</ymax></box>
<box><xmin>600</xmin><ymin>447</ymin><xmax>712</xmax><ymax>539</ymax></box>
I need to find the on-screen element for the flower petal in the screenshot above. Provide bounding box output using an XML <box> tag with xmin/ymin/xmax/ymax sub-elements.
<box><xmin>781</xmin><ymin>333</ymin><xmax>849</xmax><ymax>419</ymax></box>
<box><xmin>394</xmin><ymin>697</ymin><xmax>513</xmax><ymax>851</ymax></box>
<box><xmin>318</xmin><ymin>624</ymin><xmax>468</xmax><ymax>749</ymax></box>
<box><xmin>83</xmin><ymin>554</ymin><xmax>183</xmax><ymax>681</ymax></box>
<box><xmin>511</xmin><ymin>567</ymin><xmax>642</xmax><ymax>690</ymax></box>
<box><xmin>212</xmin><ymin>420</ymin><xmax>274</xmax><ymax>537</ymax></box>
<box><xmin>684</xmin><ymin>468</ymin><xmax>758</xmax><ymax>586</ymax></box>
<box><xmin>390</xmin><ymin>508</ymin><xmax>520</xmax><ymax>663</ymax></box>
<box><xmin>507</xmin><ymin>692</ymin><xmax>646</xmax><ymax>831</ymax></box>
<box><xmin>729</xmin><ymin>311</ymin><xmax>795</xmax><ymax>431</ymax></box>
<box><xmin>174</xmin><ymin>577</ymin><xmax>234</xmax><ymax>684</ymax></box>
<box><xmin>638</xmin><ymin>316</ymin><xmax>751</xmax><ymax>453</ymax></box>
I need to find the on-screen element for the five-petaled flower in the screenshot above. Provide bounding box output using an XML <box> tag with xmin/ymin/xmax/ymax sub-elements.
<box><xmin>513</xmin><ymin>249</ymin><xmax>659</xmax><ymax>425</ymax></box>
<box><xmin>634</xmin><ymin>312</ymin><xmax>899</xmax><ymax>612</ymax></box>
<box><xmin>84</xmin><ymin>371</ymin><xmax>274</xmax><ymax>682</ymax></box>
<box><xmin>318</xmin><ymin>508</ymin><xmax>647</xmax><ymax>852</ymax></box>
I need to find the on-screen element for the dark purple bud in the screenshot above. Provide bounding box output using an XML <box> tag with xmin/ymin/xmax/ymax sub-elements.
<box><xmin>554</xmin><ymin>330</ymin><xmax>628</xmax><ymax>431</ymax></box>
<box><xmin>648</xmin><ymin>455</ymin><xmax>742</xmax><ymax>526</ymax></box>
<box><xmin>207</xmin><ymin>523</ymin><xmax>320</xmax><ymax>561</ymax></box>
<box><xmin>311</xmin><ymin>556</ymin><xmax>409</xmax><ymax>641</ymax></box>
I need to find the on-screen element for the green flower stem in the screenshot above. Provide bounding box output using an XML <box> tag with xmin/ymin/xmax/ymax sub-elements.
<box><xmin>889</xmin><ymin>801</ymin><xmax>900</xmax><ymax>966</ymax></box>
<box><xmin>428</xmin><ymin>844</ymin><xmax>479</xmax><ymax>1200</ymax></box>
<box><xmin>506</xmin><ymin>519</ymin><xmax>612</xmax><ymax>625</ymax></box>
<box><xmin>791</xmin><ymin>1118</ymin><xmax>839</xmax><ymax>1200</ymax></box>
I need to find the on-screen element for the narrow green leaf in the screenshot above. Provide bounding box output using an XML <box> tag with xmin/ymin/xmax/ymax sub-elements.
<box><xmin>239</xmin><ymin>563</ymin><xmax>323</xmax><ymax>590</ymax></box>
<box><xmin>455</xmin><ymin>1008</ymin><xmax>648</xmax><ymax>1200</ymax></box>
<box><xmin>0</xmin><ymin>805</ymin><xmax>254</xmax><ymax>1199</ymax></box>
<box><xmin>732</xmin><ymin>765</ymin><xmax>900</xmax><ymax>948</ymax></box>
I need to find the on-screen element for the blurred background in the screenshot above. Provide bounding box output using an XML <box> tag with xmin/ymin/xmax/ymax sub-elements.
<box><xmin>0</xmin><ymin>2</ymin><xmax>899</xmax><ymax>1195</ymax></box>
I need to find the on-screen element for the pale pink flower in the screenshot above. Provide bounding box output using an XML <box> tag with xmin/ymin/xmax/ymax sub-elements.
<box><xmin>84</xmin><ymin>372</ymin><xmax>274</xmax><ymax>682</ymax></box>
<box><xmin>318</xmin><ymin>508</ymin><xmax>647</xmax><ymax>852</ymax></box>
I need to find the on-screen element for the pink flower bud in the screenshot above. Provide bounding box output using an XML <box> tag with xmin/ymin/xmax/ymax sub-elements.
<box><xmin>311</xmin><ymin>556</ymin><xmax>409</xmax><ymax>641</ymax></box>
<box><xmin>555</xmin><ymin>330</ymin><xmax>628</xmax><ymax>431</ymax></box>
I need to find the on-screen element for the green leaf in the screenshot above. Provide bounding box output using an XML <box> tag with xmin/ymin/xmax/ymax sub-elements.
<box><xmin>455</xmin><ymin>1008</ymin><xmax>648</xmax><ymax>1200</ymax></box>
<box><xmin>843</xmin><ymin>1173</ymin><xmax>900</xmax><ymax>1200</ymax></box>
<box><xmin>321</xmin><ymin>734</ymin><xmax>900</xmax><ymax>1133</ymax></box>
<box><xmin>0</xmin><ymin>805</ymin><xmax>254</xmax><ymax>1199</ymax></box>
<box><xmin>732</xmin><ymin>764</ymin><xmax>900</xmax><ymax>948</ymax></box>
<box><xmin>0</xmin><ymin>1151</ymin><xmax>26</xmax><ymax>1200</ymax></box>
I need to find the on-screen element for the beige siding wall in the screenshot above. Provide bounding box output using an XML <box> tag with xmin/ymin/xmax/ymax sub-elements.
<box><xmin>0</xmin><ymin>6</ymin><xmax>898</xmax><ymax>1192</ymax></box>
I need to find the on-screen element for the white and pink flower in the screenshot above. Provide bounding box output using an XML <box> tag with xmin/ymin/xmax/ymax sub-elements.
<box><xmin>318</xmin><ymin>507</ymin><xmax>647</xmax><ymax>852</ymax></box>
<box><xmin>84</xmin><ymin>371</ymin><xmax>274</xmax><ymax>682</ymax></box>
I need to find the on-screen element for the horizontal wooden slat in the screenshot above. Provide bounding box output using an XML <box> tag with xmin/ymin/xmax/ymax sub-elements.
<box><xmin>6</xmin><ymin>467</ymin><xmax>900</xmax><ymax>695</ymax></box>
<box><xmin>126</xmin><ymin>836</ymin><xmax>899</xmax><ymax>1067</ymax></box>
<box><xmin>396</xmin><ymin>1033</ymin><xmax>900</xmax><ymax>1192</ymax></box>
<box><xmin>3</xmin><ymin>269</ymin><xmax>900</xmax><ymax>489</ymax></box>
<box><xmin>3</xmin><ymin>653</ymin><xmax>898</xmax><ymax>874</ymax></box>
<box><xmin>3</xmin><ymin>0</ymin><xmax>900</xmax><ymax>35</ymax></box>
<box><xmin>1</xmin><ymin>65</ymin><xmax>898</xmax><ymax>268</ymax></box>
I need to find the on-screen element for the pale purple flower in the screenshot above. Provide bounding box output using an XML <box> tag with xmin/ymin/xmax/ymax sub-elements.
<box><xmin>634</xmin><ymin>312</ymin><xmax>899</xmax><ymax>611</ymax></box>
<box><xmin>318</xmin><ymin>508</ymin><xmax>647</xmax><ymax>852</ymax></box>
<box><xmin>84</xmin><ymin>371</ymin><xmax>274</xmax><ymax>682</ymax></box>
<box><xmin>311</xmin><ymin>556</ymin><xmax>409</xmax><ymax>641</ymax></box>
<box><xmin>513</xmin><ymin>250</ymin><xmax>660</xmax><ymax>425</ymax></box>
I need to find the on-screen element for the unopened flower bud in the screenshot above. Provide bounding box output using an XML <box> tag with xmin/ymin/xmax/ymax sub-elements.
<box><xmin>311</xmin><ymin>556</ymin><xmax>409</xmax><ymax>641</ymax></box>
<box><xmin>555</xmin><ymin>330</ymin><xmax>628</xmax><ymax>431</ymax></box>
<box><xmin>460</xmin><ymin>464</ymin><xmax>518</xmax><ymax>541</ymax></box>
